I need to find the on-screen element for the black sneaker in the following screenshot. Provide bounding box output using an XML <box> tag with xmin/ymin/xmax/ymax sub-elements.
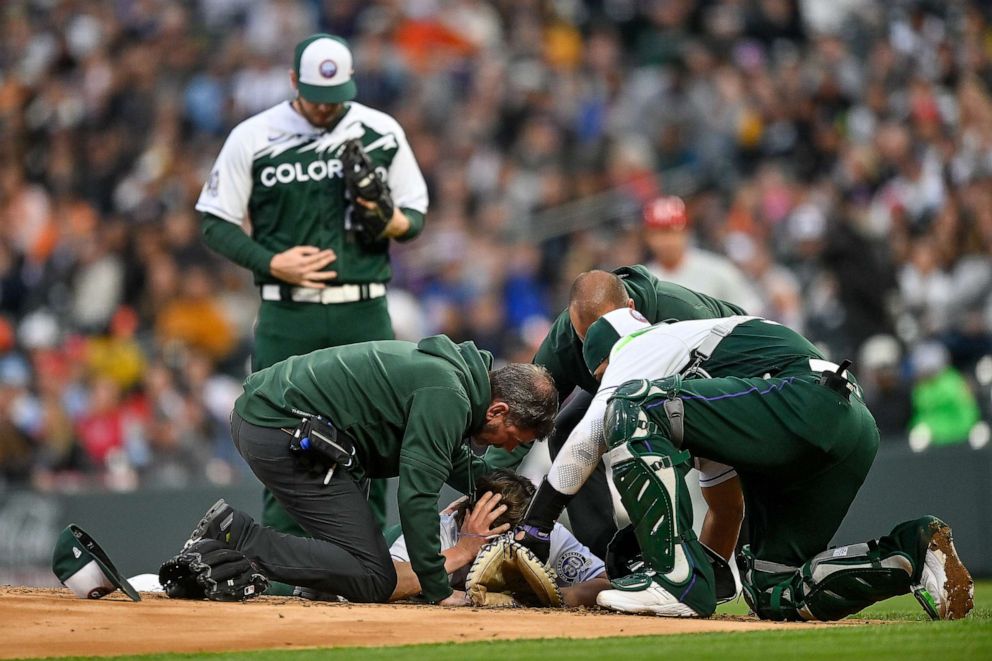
<box><xmin>183</xmin><ymin>499</ymin><xmax>236</xmax><ymax>551</ymax></box>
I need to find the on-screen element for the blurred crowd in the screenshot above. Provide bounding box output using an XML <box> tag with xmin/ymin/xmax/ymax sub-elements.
<box><xmin>1</xmin><ymin>0</ymin><xmax>991</xmax><ymax>491</ymax></box>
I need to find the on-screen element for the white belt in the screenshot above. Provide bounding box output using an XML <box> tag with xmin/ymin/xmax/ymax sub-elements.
<box><xmin>260</xmin><ymin>283</ymin><xmax>386</xmax><ymax>304</ymax></box>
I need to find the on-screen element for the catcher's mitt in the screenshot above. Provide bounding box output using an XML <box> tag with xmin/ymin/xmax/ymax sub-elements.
<box><xmin>465</xmin><ymin>534</ymin><xmax>563</xmax><ymax>608</ymax></box>
<box><xmin>341</xmin><ymin>138</ymin><xmax>394</xmax><ymax>245</ymax></box>
<box><xmin>158</xmin><ymin>539</ymin><xmax>268</xmax><ymax>602</ymax></box>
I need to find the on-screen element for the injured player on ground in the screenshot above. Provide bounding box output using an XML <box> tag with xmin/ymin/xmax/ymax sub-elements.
<box><xmin>389</xmin><ymin>469</ymin><xmax>611</xmax><ymax>607</ymax></box>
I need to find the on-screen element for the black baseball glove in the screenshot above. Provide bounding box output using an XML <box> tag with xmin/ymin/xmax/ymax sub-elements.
<box><xmin>158</xmin><ymin>539</ymin><xmax>268</xmax><ymax>601</ymax></box>
<box><xmin>341</xmin><ymin>138</ymin><xmax>394</xmax><ymax>245</ymax></box>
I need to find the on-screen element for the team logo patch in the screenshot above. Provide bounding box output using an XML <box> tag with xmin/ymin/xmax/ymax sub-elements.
<box><xmin>556</xmin><ymin>551</ymin><xmax>587</xmax><ymax>584</ymax></box>
<box><xmin>318</xmin><ymin>59</ymin><xmax>337</xmax><ymax>79</ymax></box>
<box><xmin>630</xmin><ymin>309</ymin><xmax>648</xmax><ymax>323</ymax></box>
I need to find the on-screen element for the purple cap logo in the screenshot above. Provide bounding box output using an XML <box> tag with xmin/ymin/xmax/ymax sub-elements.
<box><xmin>318</xmin><ymin>59</ymin><xmax>338</xmax><ymax>79</ymax></box>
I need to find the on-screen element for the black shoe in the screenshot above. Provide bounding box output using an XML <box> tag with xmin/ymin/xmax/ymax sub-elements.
<box><xmin>183</xmin><ymin>499</ymin><xmax>236</xmax><ymax>551</ymax></box>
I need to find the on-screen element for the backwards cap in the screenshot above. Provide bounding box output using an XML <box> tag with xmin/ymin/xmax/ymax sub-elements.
<box><xmin>294</xmin><ymin>34</ymin><xmax>356</xmax><ymax>104</ymax></box>
<box><xmin>582</xmin><ymin>307</ymin><xmax>652</xmax><ymax>375</ymax></box>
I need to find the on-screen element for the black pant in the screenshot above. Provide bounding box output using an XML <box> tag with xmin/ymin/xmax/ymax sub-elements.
<box><xmin>229</xmin><ymin>411</ymin><xmax>396</xmax><ymax>602</ymax></box>
<box><xmin>548</xmin><ymin>390</ymin><xmax>617</xmax><ymax>560</ymax></box>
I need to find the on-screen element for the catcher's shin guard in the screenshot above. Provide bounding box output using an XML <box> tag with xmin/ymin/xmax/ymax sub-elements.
<box><xmin>603</xmin><ymin>381</ymin><xmax>716</xmax><ymax>617</ymax></box>
<box><xmin>741</xmin><ymin>517</ymin><xmax>971</xmax><ymax>621</ymax></box>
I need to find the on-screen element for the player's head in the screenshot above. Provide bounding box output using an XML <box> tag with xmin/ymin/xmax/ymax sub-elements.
<box><xmin>568</xmin><ymin>270</ymin><xmax>632</xmax><ymax>340</ymax></box>
<box><xmin>475</xmin><ymin>469</ymin><xmax>536</xmax><ymax>528</ymax></box>
<box><xmin>476</xmin><ymin>364</ymin><xmax>557</xmax><ymax>450</ymax></box>
<box><xmin>642</xmin><ymin>196</ymin><xmax>689</xmax><ymax>268</ymax></box>
<box><xmin>450</xmin><ymin>470</ymin><xmax>536</xmax><ymax>529</ymax></box>
<box><xmin>582</xmin><ymin>307</ymin><xmax>652</xmax><ymax>380</ymax></box>
<box><xmin>290</xmin><ymin>34</ymin><xmax>356</xmax><ymax>127</ymax></box>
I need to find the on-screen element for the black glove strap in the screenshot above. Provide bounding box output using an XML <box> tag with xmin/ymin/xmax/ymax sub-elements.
<box><xmin>522</xmin><ymin>478</ymin><xmax>573</xmax><ymax>531</ymax></box>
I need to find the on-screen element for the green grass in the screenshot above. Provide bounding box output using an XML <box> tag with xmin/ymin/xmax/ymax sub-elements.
<box><xmin>28</xmin><ymin>582</ymin><xmax>992</xmax><ymax>661</ymax></box>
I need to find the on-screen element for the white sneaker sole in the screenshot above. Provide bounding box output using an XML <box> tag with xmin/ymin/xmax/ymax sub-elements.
<box><xmin>597</xmin><ymin>589</ymin><xmax>700</xmax><ymax>617</ymax></box>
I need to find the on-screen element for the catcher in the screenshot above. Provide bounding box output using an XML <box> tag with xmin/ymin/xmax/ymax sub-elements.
<box><xmin>389</xmin><ymin>470</ymin><xmax>610</xmax><ymax>607</ymax></box>
<box><xmin>518</xmin><ymin>309</ymin><xmax>974</xmax><ymax>620</ymax></box>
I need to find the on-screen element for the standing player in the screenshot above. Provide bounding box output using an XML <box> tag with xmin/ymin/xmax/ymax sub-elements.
<box><xmin>196</xmin><ymin>34</ymin><xmax>428</xmax><ymax>544</ymax></box>
<box><xmin>520</xmin><ymin>310</ymin><xmax>973</xmax><ymax>620</ymax></box>
<box><xmin>532</xmin><ymin>267</ymin><xmax>747</xmax><ymax>560</ymax></box>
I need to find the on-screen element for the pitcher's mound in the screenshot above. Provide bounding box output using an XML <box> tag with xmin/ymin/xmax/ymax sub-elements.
<box><xmin>0</xmin><ymin>586</ymin><xmax>853</xmax><ymax>659</ymax></box>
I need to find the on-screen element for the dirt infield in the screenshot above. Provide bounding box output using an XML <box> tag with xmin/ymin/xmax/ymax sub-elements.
<box><xmin>1</xmin><ymin>586</ymin><xmax>854</xmax><ymax>659</ymax></box>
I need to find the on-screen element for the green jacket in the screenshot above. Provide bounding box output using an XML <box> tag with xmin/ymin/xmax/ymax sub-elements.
<box><xmin>533</xmin><ymin>265</ymin><xmax>748</xmax><ymax>400</ymax></box>
<box><xmin>235</xmin><ymin>335</ymin><xmax>509</xmax><ymax>602</ymax></box>
<box><xmin>910</xmin><ymin>367</ymin><xmax>980</xmax><ymax>445</ymax></box>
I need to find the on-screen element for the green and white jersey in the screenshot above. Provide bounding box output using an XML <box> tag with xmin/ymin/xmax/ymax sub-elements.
<box><xmin>195</xmin><ymin>101</ymin><xmax>428</xmax><ymax>284</ymax></box>
<box><xmin>546</xmin><ymin>314</ymin><xmax>753</xmax><ymax>497</ymax></box>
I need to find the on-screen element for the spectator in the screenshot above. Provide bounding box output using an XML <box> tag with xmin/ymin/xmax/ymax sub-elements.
<box><xmin>642</xmin><ymin>195</ymin><xmax>762</xmax><ymax>312</ymax></box>
<box><xmin>0</xmin><ymin>1</ymin><xmax>989</xmax><ymax>487</ymax></box>
<box><xmin>909</xmin><ymin>341</ymin><xmax>982</xmax><ymax>448</ymax></box>
<box><xmin>858</xmin><ymin>334</ymin><xmax>913</xmax><ymax>440</ymax></box>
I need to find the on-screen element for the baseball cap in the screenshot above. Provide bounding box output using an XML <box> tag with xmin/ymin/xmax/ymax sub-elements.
<box><xmin>582</xmin><ymin>307</ymin><xmax>651</xmax><ymax>376</ymax></box>
<box><xmin>643</xmin><ymin>196</ymin><xmax>688</xmax><ymax>231</ymax></box>
<box><xmin>293</xmin><ymin>34</ymin><xmax>356</xmax><ymax>104</ymax></box>
<box><xmin>52</xmin><ymin>524</ymin><xmax>141</xmax><ymax>602</ymax></box>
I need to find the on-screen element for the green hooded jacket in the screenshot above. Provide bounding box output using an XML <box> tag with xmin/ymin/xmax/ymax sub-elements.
<box><xmin>234</xmin><ymin>335</ymin><xmax>510</xmax><ymax>602</ymax></box>
<box><xmin>533</xmin><ymin>264</ymin><xmax>748</xmax><ymax>400</ymax></box>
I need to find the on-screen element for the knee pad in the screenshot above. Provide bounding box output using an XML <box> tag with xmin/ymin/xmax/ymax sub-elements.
<box><xmin>608</xmin><ymin>435</ymin><xmax>693</xmax><ymax>581</ymax></box>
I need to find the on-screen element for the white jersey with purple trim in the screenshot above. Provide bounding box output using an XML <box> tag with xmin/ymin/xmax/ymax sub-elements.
<box><xmin>389</xmin><ymin>513</ymin><xmax>605</xmax><ymax>589</ymax></box>
<box><xmin>547</xmin><ymin>315</ymin><xmax>758</xmax><ymax>496</ymax></box>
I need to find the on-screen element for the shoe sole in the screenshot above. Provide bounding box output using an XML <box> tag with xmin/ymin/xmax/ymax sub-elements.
<box><xmin>598</xmin><ymin>594</ymin><xmax>699</xmax><ymax>617</ymax></box>
<box><xmin>183</xmin><ymin>498</ymin><xmax>231</xmax><ymax>550</ymax></box>
<box><xmin>929</xmin><ymin>521</ymin><xmax>974</xmax><ymax>620</ymax></box>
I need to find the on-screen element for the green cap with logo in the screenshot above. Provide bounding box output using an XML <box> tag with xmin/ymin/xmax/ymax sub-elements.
<box><xmin>582</xmin><ymin>307</ymin><xmax>652</xmax><ymax>376</ymax></box>
<box><xmin>51</xmin><ymin>524</ymin><xmax>141</xmax><ymax>601</ymax></box>
<box><xmin>294</xmin><ymin>33</ymin><xmax>357</xmax><ymax>104</ymax></box>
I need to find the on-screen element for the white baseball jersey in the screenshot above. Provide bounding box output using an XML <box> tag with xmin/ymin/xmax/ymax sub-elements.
<box><xmin>548</xmin><ymin>315</ymin><xmax>755</xmax><ymax>496</ymax></box>
<box><xmin>389</xmin><ymin>513</ymin><xmax>606</xmax><ymax>589</ymax></box>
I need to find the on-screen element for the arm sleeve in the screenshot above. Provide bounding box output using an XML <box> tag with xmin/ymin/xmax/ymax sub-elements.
<box><xmin>387</xmin><ymin>127</ymin><xmax>428</xmax><ymax>242</ymax></box>
<box><xmin>395</xmin><ymin>388</ymin><xmax>471</xmax><ymax>603</ymax></box>
<box><xmin>201</xmin><ymin>213</ymin><xmax>276</xmax><ymax>276</ymax></box>
<box><xmin>194</xmin><ymin>124</ymin><xmax>254</xmax><ymax>225</ymax></box>
<box><xmin>397</xmin><ymin>208</ymin><xmax>425</xmax><ymax>242</ymax></box>
<box><xmin>546</xmin><ymin>385</ymin><xmax>612</xmax><ymax>495</ymax></box>
<box><xmin>544</xmin><ymin>332</ymin><xmax>682</xmax><ymax>495</ymax></box>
